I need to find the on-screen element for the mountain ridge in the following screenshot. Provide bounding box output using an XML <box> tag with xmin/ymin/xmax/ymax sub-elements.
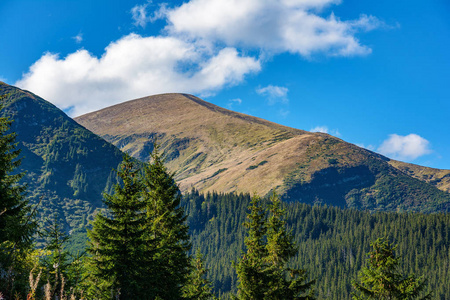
<box><xmin>0</xmin><ymin>82</ymin><xmax>124</xmax><ymax>238</ymax></box>
<box><xmin>75</xmin><ymin>92</ymin><xmax>450</xmax><ymax>212</ymax></box>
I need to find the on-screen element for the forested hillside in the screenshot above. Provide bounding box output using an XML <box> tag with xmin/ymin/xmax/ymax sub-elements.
<box><xmin>0</xmin><ymin>83</ymin><xmax>123</xmax><ymax>242</ymax></box>
<box><xmin>184</xmin><ymin>190</ymin><xmax>449</xmax><ymax>299</ymax></box>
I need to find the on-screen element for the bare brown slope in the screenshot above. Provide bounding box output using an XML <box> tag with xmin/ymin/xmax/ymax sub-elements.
<box><xmin>75</xmin><ymin>93</ymin><xmax>450</xmax><ymax>212</ymax></box>
<box><xmin>75</xmin><ymin>93</ymin><xmax>313</xmax><ymax>194</ymax></box>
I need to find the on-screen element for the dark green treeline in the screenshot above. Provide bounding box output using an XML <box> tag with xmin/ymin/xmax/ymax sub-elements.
<box><xmin>183</xmin><ymin>190</ymin><xmax>450</xmax><ymax>299</ymax></box>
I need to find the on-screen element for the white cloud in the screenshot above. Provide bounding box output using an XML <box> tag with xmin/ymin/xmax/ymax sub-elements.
<box><xmin>310</xmin><ymin>125</ymin><xmax>340</xmax><ymax>136</ymax></box>
<box><xmin>164</xmin><ymin>0</ymin><xmax>382</xmax><ymax>57</ymax></box>
<box><xmin>227</xmin><ymin>98</ymin><xmax>242</xmax><ymax>109</ymax></box>
<box><xmin>377</xmin><ymin>134</ymin><xmax>432</xmax><ymax>161</ymax></box>
<box><xmin>256</xmin><ymin>85</ymin><xmax>288</xmax><ymax>104</ymax></box>
<box><xmin>73</xmin><ymin>33</ymin><xmax>83</xmax><ymax>44</ymax></box>
<box><xmin>355</xmin><ymin>143</ymin><xmax>375</xmax><ymax>151</ymax></box>
<box><xmin>310</xmin><ymin>126</ymin><xmax>329</xmax><ymax>133</ymax></box>
<box><xmin>131</xmin><ymin>1</ymin><xmax>167</xmax><ymax>28</ymax></box>
<box><xmin>131</xmin><ymin>2</ymin><xmax>150</xmax><ymax>28</ymax></box>
<box><xmin>16</xmin><ymin>34</ymin><xmax>260</xmax><ymax>116</ymax></box>
<box><xmin>16</xmin><ymin>0</ymin><xmax>383</xmax><ymax>116</ymax></box>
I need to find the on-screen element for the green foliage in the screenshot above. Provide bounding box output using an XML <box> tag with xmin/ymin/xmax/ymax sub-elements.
<box><xmin>141</xmin><ymin>145</ymin><xmax>191</xmax><ymax>299</ymax></box>
<box><xmin>234</xmin><ymin>194</ymin><xmax>315</xmax><ymax>300</ymax></box>
<box><xmin>41</xmin><ymin>216</ymin><xmax>71</xmax><ymax>297</ymax></box>
<box><xmin>352</xmin><ymin>237</ymin><xmax>431</xmax><ymax>300</ymax></box>
<box><xmin>183</xmin><ymin>251</ymin><xmax>216</xmax><ymax>300</ymax></box>
<box><xmin>211</xmin><ymin>168</ymin><xmax>228</xmax><ymax>178</ymax></box>
<box><xmin>87</xmin><ymin>154</ymin><xmax>149</xmax><ymax>299</ymax></box>
<box><xmin>0</xmin><ymin>101</ymin><xmax>37</xmax><ymax>298</ymax></box>
<box><xmin>183</xmin><ymin>191</ymin><xmax>450</xmax><ymax>299</ymax></box>
<box><xmin>234</xmin><ymin>195</ymin><xmax>267</xmax><ymax>299</ymax></box>
<box><xmin>246</xmin><ymin>160</ymin><xmax>268</xmax><ymax>170</ymax></box>
<box><xmin>265</xmin><ymin>194</ymin><xmax>315</xmax><ymax>299</ymax></box>
<box><xmin>0</xmin><ymin>83</ymin><xmax>123</xmax><ymax>239</ymax></box>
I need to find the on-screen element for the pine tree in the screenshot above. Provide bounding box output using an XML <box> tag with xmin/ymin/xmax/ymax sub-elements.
<box><xmin>87</xmin><ymin>154</ymin><xmax>149</xmax><ymax>299</ymax></box>
<box><xmin>183</xmin><ymin>251</ymin><xmax>216</xmax><ymax>300</ymax></box>
<box><xmin>352</xmin><ymin>237</ymin><xmax>431</xmax><ymax>300</ymax></box>
<box><xmin>140</xmin><ymin>145</ymin><xmax>191</xmax><ymax>299</ymax></box>
<box><xmin>0</xmin><ymin>104</ymin><xmax>36</xmax><ymax>297</ymax></box>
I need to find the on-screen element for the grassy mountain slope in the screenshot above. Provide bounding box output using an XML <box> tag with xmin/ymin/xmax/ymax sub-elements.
<box><xmin>75</xmin><ymin>93</ymin><xmax>450</xmax><ymax>213</ymax></box>
<box><xmin>388</xmin><ymin>160</ymin><xmax>450</xmax><ymax>193</ymax></box>
<box><xmin>0</xmin><ymin>82</ymin><xmax>123</xmax><ymax>237</ymax></box>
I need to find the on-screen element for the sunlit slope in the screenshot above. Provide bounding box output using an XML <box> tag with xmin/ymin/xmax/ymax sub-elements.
<box><xmin>75</xmin><ymin>93</ymin><xmax>450</xmax><ymax>212</ymax></box>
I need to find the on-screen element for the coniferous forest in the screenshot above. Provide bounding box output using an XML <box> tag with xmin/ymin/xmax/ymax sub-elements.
<box><xmin>1</xmin><ymin>102</ymin><xmax>449</xmax><ymax>300</ymax></box>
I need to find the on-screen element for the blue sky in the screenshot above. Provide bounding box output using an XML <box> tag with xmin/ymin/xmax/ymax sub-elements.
<box><xmin>1</xmin><ymin>0</ymin><xmax>449</xmax><ymax>169</ymax></box>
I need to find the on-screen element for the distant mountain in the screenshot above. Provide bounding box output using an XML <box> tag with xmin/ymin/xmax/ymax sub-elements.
<box><xmin>0</xmin><ymin>82</ymin><xmax>123</xmax><ymax>240</ymax></box>
<box><xmin>75</xmin><ymin>93</ymin><xmax>450</xmax><ymax>213</ymax></box>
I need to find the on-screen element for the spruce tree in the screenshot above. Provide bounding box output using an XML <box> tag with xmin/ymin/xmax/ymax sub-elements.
<box><xmin>0</xmin><ymin>104</ymin><xmax>36</xmax><ymax>297</ymax></box>
<box><xmin>183</xmin><ymin>251</ymin><xmax>216</xmax><ymax>300</ymax></box>
<box><xmin>234</xmin><ymin>195</ymin><xmax>268</xmax><ymax>300</ymax></box>
<box><xmin>140</xmin><ymin>145</ymin><xmax>191</xmax><ymax>300</ymax></box>
<box><xmin>352</xmin><ymin>237</ymin><xmax>431</xmax><ymax>300</ymax></box>
<box><xmin>234</xmin><ymin>194</ymin><xmax>315</xmax><ymax>300</ymax></box>
<box><xmin>42</xmin><ymin>216</ymin><xmax>71</xmax><ymax>299</ymax></box>
<box><xmin>87</xmin><ymin>154</ymin><xmax>149</xmax><ymax>299</ymax></box>
<box><xmin>265</xmin><ymin>193</ymin><xmax>315</xmax><ymax>299</ymax></box>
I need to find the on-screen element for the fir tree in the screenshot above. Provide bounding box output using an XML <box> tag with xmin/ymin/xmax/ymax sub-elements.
<box><xmin>140</xmin><ymin>145</ymin><xmax>191</xmax><ymax>299</ymax></box>
<box><xmin>183</xmin><ymin>250</ymin><xmax>216</xmax><ymax>300</ymax></box>
<box><xmin>234</xmin><ymin>195</ymin><xmax>268</xmax><ymax>300</ymax></box>
<box><xmin>41</xmin><ymin>216</ymin><xmax>71</xmax><ymax>299</ymax></box>
<box><xmin>87</xmin><ymin>154</ymin><xmax>149</xmax><ymax>299</ymax></box>
<box><xmin>0</xmin><ymin>104</ymin><xmax>36</xmax><ymax>297</ymax></box>
<box><xmin>234</xmin><ymin>194</ymin><xmax>315</xmax><ymax>300</ymax></box>
<box><xmin>265</xmin><ymin>193</ymin><xmax>315</xmax><ymax>299</ymax></box>
<box><xmin>352</xmin><ymin>237</ymin><xmax>431</xmax><ymax>300</ymax></box>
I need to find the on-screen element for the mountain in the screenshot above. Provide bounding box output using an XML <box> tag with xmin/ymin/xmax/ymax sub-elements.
<box><xmin>0</xmin><ymin>82</ymin><xmax>123</xmax><ymax>242</ymax></box>
<box><xmin>75</xmin><ymin>93</ymin><xmax>450</xmax><ymax>213</ymax></box>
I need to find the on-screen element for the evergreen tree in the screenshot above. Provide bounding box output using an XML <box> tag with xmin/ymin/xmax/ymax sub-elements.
<box><xmin>234</xmin><ymin>194</ymin><xmax>315</xmax><ymax>300</ymax></box>
<box><xmin>352</xmin><ymin>237</ymin><xmax>431</xmax><ymax>300</ymax></box>
<box><xmin>87</xmin><ymin>154</ymin><xmax>149</xmax><ymax>299</ymax></box>
<box><xmin>234</xmin><ymin>195</ymin><xmax>268</xmax><ymax>300</ymax></box>
<box><xmin>41</xmin><ymin>216</ymin><xmax>71</xmax><ymax>299</ymax></box>
<box><xmin>140</xmin><ymin>145</ymin><xmax>191</xmax><ymax>299</ymax></box>
<box><xmin>265</xmin><ymin>193</ymin><xmax>315</xmax><ymax>299</ymax></box>
<box><xmin>183</xmin><ymin>250</ymin><xmax>216</xmax><ymax>300</ymax></box>
<box><xmin>0</xmin><ymin>104</ymin><xmax>36</xmax><ymax>297</ymax></box>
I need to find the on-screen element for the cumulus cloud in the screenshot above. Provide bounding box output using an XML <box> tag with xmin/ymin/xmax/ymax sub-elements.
<box><xmin>131</xmin><ymin>1</ymin><xmax>167</xmax><ymax>28</ymax></box>
<box><xmin>131</xmin><ymin>2</ymin><xmax>149</xmax><ymax>28</ymax></box>
<box><xmin>256</xmin><ymin>85</ymin><xmax>288</xmax><ymax>104</ymax></box>
<box><xmin>164</xmin><ymin>0</ymin><xmax>382</xmax><ymax>57</ymax></box>
<box><xmin>16</xmin><ymin>0</ymin><xmax>383</xmax><ymax>116</ymax></box>
<box><xmin>17</xmin><ymin>34</ymin><xmax>260</xmax><ymax>116</ymax></box>
<box><xmin>377</xmin><ymin>134</ymin><xmax>432</xmax><ymax>161</ymax></box>
<box><xmin>310</xmin><ymin>125</ymin><xmax>340</xmax><ymax>136</ymax></box>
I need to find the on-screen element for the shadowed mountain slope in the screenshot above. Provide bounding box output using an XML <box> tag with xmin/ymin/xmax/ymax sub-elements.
<box><xmin>75</xmin><ymin>93</ymin><xmax>450</xmax><ymax>213</ymax></box>
<box><xmin>0</xmin><ymin>82</ymin><xmax>124</xmax><ymax>239</ymax></box>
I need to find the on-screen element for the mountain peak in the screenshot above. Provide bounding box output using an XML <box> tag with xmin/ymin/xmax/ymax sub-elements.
<box><xmin>75</xmin><ymin>93</ymin><xmax>450</xmax><ymax>212</ymax></box>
